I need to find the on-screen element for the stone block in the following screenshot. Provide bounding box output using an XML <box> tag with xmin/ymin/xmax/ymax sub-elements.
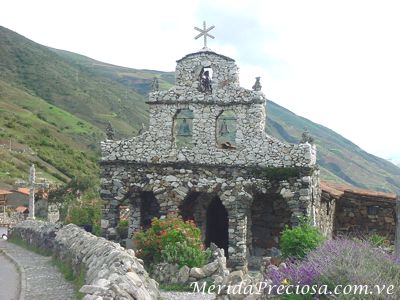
<box><xmin>177</xmin><ymin>265</ymin><xmax>190</xmax><ymax>283</ymax></box>
<box><xmin>189</xmin><ymin>267</ymin><xmax>206</xmax><ymax>279</ymax></box>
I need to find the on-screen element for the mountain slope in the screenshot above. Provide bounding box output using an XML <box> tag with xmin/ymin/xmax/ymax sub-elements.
<box><xmin>266</xmin><ymin>101</ymin><xmax>400</xmax><ymax>193</ymax></box>
<box><xmin>0</xmin><ymin>78</ymin><xmax>99</xmax><ymax>186</ymax></box>
<box><xmin>0</xmin><ymin>26</ymin><xmax>173</xmax><ymax>137</ymax></box>
<box><xmin>0</xmin><ymin>25</ymin><xmax>399</xmax><ymax>193</ymax></box>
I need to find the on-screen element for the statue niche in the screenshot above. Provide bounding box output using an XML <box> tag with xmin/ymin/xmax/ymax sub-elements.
<box><xmin>173</xmin><ymin>109</ymin><xmax>194</xmax><ymax>148</ymax></box>
<box><xmin>198</xmin><ymin>67</ymin><xmax>213</xmax><ymax>93</ymax></box>
<box><xmin>216</xmin><ymin>110</ymin><xmax>237</xmax><ymax>149</ymax></box>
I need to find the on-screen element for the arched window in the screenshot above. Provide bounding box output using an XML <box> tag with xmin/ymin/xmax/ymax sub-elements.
<box><xmin>173</xmin><ymin>109</ymin><xmax>194</xmax><ymax>148</ymax></box>
<box><xmin>216</xmin><ymin>110</ymin><xmax>237</xmax><ymax>149</ymax></box>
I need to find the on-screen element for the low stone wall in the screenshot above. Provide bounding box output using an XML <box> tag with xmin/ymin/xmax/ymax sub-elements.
<box><xmin>152</xmin><ymin>243</ymin><xmax>228</xmax><ymax>285</ymax></box>
<box><xmin>321</xmin><ymin>182</ymin><xmax>398</xmax><ymax>241</ymax></box>
<box><xmin>0</xmin><ymin>212</ymin><xmax>25</xmax><ymax>226</ymax></box>
<box><xmin>10</xmin><ymin>220</ymin><xmax>160</xmax><ymax>300</ymax></box>
<box><xmin>334</xmin><ymin>191</ymin><xmax>397</xmax><ymax>241</ymax></box>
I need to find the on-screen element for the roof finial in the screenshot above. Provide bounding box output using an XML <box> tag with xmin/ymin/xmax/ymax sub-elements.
<box><xmin>252</xmin><ymin>77</ymin><xmax>262</xmax><ymax>91</ymax></box>
<box><xmin>301</xmin><ymin>128</ymin><xmax>314</xmax><ymax>144</ymax></box>
<box><xmin>151</xmin><ymin>77</ymin><xmax>159</xmax><ymax>92</ymax></box>
<box><xmin>194</xmin><ymin>21</ymin><xmax>215</xmax><ymax>50</ymax></box>
<box><xmin>106</xmin><ymin>122</ymin><xmax>115</xmax><ymax>140</ymax></box>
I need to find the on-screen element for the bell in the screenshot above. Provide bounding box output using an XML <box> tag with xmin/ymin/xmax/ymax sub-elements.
<box><xmin>219</xmin><ymin>119</ymin><xmax>229</xmax><ymax>135</ymax></box>
<box><xmin>178</xmin><ymin>119</ymin><xmax>191</xmax><ymax>136</ymax></box>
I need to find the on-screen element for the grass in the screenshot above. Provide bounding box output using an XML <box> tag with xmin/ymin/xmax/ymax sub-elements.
<box><xmin>159</xmin><ymin>278</ymin><xmax>215</xmax><ymax>293</ymax></box>
<box><xmin>51</xmin><ymin>259</ymin><xmax>86</xmax><ymax>300</ymax></box>
<box><xmin>0</xmin><ymin>80</ymin><xmax>100</xmax><ymax>184</ymax></box>
<box><xmin>9</xmin><ymin>236</ymin><xmax>52</xmax><ymax>256</ymax></box>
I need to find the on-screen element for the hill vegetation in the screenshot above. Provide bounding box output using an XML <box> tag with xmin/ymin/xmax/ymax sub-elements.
<box><xmin>0</xmin><ymin>25</ymin><xmax>399</xmax><ymax>194</ymax></box>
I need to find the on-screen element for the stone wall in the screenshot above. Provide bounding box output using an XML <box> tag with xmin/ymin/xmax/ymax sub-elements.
<box><xmin>10</xmin><ymin>220</ymin><xmax>160</xmax><ymax>300</ymax></box>
<box><xmin>314</xmin><ymin>182</ymin><xmax>339</xmax><ymax>238</ymax></box>
<box><xmin>334</xmin><ymin>191</ymin><xmax>397</xmax><ymax>240</ymax></box>
<box><xmin>321</xmin><ymin>182</ymin><xmax>398</xmax><ymax>241</ymax></box>
<box><xmin>101</xmin><ymin>107</ymin><xmax>315</xmax><ymax>169</ymax></box>
<box><xmin>0</xmin><ymin>212</ymin><xmax>25</xmax><ymax>226</ymax></box>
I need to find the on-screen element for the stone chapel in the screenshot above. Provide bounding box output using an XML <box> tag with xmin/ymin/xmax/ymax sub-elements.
<box><xmin>100</xmin><ymin>45</ymin><xmax>323</xmax><ymax>270</ymax></box>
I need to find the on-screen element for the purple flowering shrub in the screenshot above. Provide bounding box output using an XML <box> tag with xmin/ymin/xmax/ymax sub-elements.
<box><xmin>265</xmin><ymin>238</ymin><xmax>400</xmax><ymax>299</ymax></box>
<box><xmin>269</xmin><ymin>260</ymin><xmax>318</xmax><ymax>286</ymax></box>
<box><xmin>307</xmin><ymin>238</ymin><xmax>400</xmax><ymax>296</ymax></box>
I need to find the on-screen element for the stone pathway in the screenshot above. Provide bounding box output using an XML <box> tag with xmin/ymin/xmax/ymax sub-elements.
<box><xmin>0</xmin><ymin>240</ymin><xmax>75</xmax><ymax>300</ymax></box>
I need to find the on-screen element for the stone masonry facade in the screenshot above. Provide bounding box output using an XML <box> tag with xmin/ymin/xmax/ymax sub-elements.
<box><xmin>100</xmin><ymin>49</ymin><xmax>320</xmax><ymax>270</ymax></box>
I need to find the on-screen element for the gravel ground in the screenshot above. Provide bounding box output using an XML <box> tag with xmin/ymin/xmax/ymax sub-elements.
<box><xmin>160</xmin><ymin>291</ymin><xmax>216</xmax><ymax>300</ymax></box>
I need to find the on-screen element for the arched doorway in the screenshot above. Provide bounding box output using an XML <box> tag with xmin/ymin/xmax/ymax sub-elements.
<box><xmin>250</xmin><ymin>192</ymin><xmax>291</xmax><ymax>256</ymax></box>
<box><xmin>205</xmin><ymin>196</ymin><xmax>229</xmax><ymax>257</ymax></box>
<box><xmin>140</xmin><ymin>192</ymin><xmax>160</xmax><ymax>229</ymax></box>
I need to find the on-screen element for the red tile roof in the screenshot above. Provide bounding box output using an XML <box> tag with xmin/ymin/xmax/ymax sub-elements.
<box><xmin>0</xmin><ymin>189</ymin><xmax>13</xmax><ymax>196</ymax></box>
<box><xmin>321</xmin><ymin>181</ymin><xmax>397</xmax><ymax>200</ymax></box>
<box><xmin>15</xmin><ymin>206</ymin><xmax>28</xmax><ymax>213</ymax></box>
<box><xmin>16</xmin><ymin>188</ymin><xmax>30</xmax><ymax>195</ymax></box>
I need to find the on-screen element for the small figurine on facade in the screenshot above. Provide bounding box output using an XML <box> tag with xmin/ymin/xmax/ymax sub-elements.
<box><xmin>151</xmin><ymin>77</ymin><xmax>159</xmax><ymax>92</ymax></box>
<box><xmin>199</xmin><ymin>70</ymin><xmax>212</xmax><ymax>93</ymax></box>
<box><xmin>300</xmin><ymin>128</ymin><xmax>314</xmax><ymax>144</ymax></box>
<box><xmin>252</xmin><ymin>77</ymin><xmax>262</xmax><ymax>91</ymax></box>
<box><xmin>106</xmin><ymin>122</ymin><xmax>115</xmax><ymax>140</ymax></box>
<box><xmin>220</xmin><ymin>141</ymin><xmax>236</xmax><ymax>149</ymax></box>
<box><xmin>138</xmin><ymin>123</ymin><xmax>146</xmax><ymax>135</ymax></box>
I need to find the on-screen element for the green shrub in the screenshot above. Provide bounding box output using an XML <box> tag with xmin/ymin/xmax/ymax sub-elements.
<box><xmin>162</xmin><ymin>241</ymin><xmax>211</xmax><ymax>268</ymax></box>
<box><xmin>135</xmin><ymin>214</ymin><xmax>210</xmax><ymax>268</ymax></box>
<box><xmin>117</xmin><ymin>219</ymin><xmax>129</xmax><ymax>239</ymax></box>
<box><xmin>367</xmin><ymin>233</ymin><xmax>390</xmax><ymax>248</ymax></box>
<box><xmin>65</xmin><ymin>200</ymin><xmax>101</xmax><ymax>236</ymax></box>
<box><xmin>280</xmin><ymin>218</ymin><xmax>324</xmax><ymax>259</ymax></box>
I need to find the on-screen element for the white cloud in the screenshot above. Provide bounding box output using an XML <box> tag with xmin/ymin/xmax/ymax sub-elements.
<box><xmin>1</xmin><ymin>0</ymin><xmax>399</xmax><ymax>160</ymax></box>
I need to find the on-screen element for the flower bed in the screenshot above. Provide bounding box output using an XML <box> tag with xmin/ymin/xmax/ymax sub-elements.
<box><xmin>265</xmin><ymin>238</ymin><xmax>400</xmax><ymax>299</ymax></box>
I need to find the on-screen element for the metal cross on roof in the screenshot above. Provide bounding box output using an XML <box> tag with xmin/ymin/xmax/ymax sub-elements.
<box><xmin>194</xmin><ymin>21</ymin><xmax>215</xmax><ymax>50</ymax></box>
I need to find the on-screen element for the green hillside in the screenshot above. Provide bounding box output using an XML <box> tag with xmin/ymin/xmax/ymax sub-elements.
<box><xmin>0</xmin><ymin>26</ymin><xmax>171</xmax><ymax>137</ymax></box>
<box><xmin>0</xmin><ymin>78</ymin><xmax>99</xmax><ymax>186</ymax></box>
<box><xmin>0</xmin><ymin>25</ymin><xmax>399</xmax><ymax>194</ymax></box>
<box><xmin>266</xmin><ymin>101</ymin><xmax>400</xmax><ymax>193</ymax></box>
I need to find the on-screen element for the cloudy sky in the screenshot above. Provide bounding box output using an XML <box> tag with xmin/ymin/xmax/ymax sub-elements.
<box><xmin>1</xmin><ymin>0</ymin><xmax>399</xmax><ymax>162</ymax></box>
